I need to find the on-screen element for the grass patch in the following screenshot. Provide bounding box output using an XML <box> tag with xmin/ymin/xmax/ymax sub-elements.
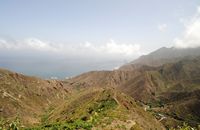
<box><xmin>25</xmin><ymin>119</ymin><xmax>92</xmax><ymax>130</ymax></box>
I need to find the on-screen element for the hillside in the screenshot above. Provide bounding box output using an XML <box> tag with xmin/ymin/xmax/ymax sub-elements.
<box><xmin>0</xmin><ymin>68</ymin><xmax>166</xmax><ymax>130</ymax></box>
<box><xmin>34</xmin><ymin>88</ymin><xmax>165</xmax><ymax>130</ymax></box>
<box><xmin>68</xmin><ymin>57</ymin><xmax>200</xmax><ymax>102</ymax></box>
<box><xmin>0</xmin><ymin>68</ymin><xmax>69</xmax><ymax>126</ymax></box>
<box><xmin>64</xmin><ymin>57</ymin><xmax>200</xmax><ymax>128</ymax></box>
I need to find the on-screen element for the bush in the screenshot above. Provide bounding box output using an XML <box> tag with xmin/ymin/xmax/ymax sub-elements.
<box><xmin>25</xmin><ymin>119</ymin><xmax>92</xmax><ymax>130</ymax></box>
<box><xmin>170</xmin><ymin>123</ymin><xmax>198</xmax><ymax>130</ymax></box>
<box><xmin>0</xmin><ymin>117</ymin><xmax>22</xmax><ymax>130</ymax></box>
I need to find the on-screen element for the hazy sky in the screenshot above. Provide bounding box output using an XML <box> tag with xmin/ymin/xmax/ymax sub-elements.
<box><xmin>1</xmin><ymin>0</ymin><xmax>200</xmax><ymax>78</ymax></box>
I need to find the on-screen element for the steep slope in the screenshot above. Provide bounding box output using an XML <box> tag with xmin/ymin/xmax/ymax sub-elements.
<box><xmin>66</xmin><ymin>66</ymin><xmax>164</xmax><ymax>103</ymax></box>
<box><xmin>154</xmin><ymin>58</ymin><xmax>200</xmax><ymax>127</ymax></box>
<box><xmin>64</xmin><ymin>57</ymin><xmax>200</xmax><ymax>128</ymax></box>
<box><xmin>67</xmin><ymin>70</ymin><xmax>141</xmax><ymax>88</ymax></box>
<box><xmin>34</xmin><ymin>88</ymin><xmax>165</xmax><ymax>130</ymax></box>
<box><xmin>120</xmin><ymin>57</ymin><xmax>200</xmax><ymax>128</ymax></box>
<box><xmin>157</xmin><ymin>90</ymin><xmax>200</xmax><ymax>127</ymax></box>
<box><xmin>119</xmin><ymin>56</ymin><xmax>200</xmax><ymax>100</ymax></box>
<box><xmin>0</xmin><ymin>68</ymin><xmax>69</xmax><ymax>126</ymax></box>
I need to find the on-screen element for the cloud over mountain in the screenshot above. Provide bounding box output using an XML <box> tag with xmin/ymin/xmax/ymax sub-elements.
<box><xmin>174</xmin><ymin>6</ymin><xmax>200</xmax><ymax>48</ymax></box>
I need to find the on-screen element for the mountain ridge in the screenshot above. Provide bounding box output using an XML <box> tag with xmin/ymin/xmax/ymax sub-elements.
<box><xmin>120</xmin><ymin>47</ymin><xmax>200</xmax><ymax>69</ymax></box>
<box><xmin>1</xmin><ymin>46</ymin><xmax>200</xmax><ymax>129</ymax></box>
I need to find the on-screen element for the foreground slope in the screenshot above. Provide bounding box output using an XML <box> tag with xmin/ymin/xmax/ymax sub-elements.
<box><xmin>0</xmin><ymin>68</ymin><xmax>69</xmax><ymax>126</ymax></box>
<box><xmin>33</xmin><ymin>88</ymin><xmax>165</xmax><ymax>130</ymax></box>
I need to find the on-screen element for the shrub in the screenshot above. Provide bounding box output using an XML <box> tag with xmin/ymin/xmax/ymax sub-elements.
<box><xmin>170</xmin><ymin>123</ymin><xmax>198</xmax><ymax>130</ymax></box>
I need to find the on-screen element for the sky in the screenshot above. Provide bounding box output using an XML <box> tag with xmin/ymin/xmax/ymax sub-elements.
<box><xmin>0</xmin><ymin>0</ymin><xmax>200</xmax><ymax>78</ymax></box>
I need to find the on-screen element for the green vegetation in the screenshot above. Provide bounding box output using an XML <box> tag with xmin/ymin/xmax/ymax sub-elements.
<box><xmin>41</xmin><ymin>106</ymin><xmax>55</xmax><ymax>125</ymax></box>
<box><xmin>0</xmin><ymin>117</ymin><xmax>92</xmax><ymax>130</ymax></box>
<box><xmin>25</xmin><ymin>119</ymin><xmax>92</xmax><ymax>130</ymax></box>
<box><xmin>91</xmin><ymin>99</ymin><xmax>117</xmax><ymax>114</ymax></box>
<box><xmin>146</xmin><ymin>100</ymin><xmax>164</xmax><ymax>108</ymax></box>
<box><xmin>25</xmin><ymin>96</ymin><xmax>118</xmax><ymax>130</ymax></box>
<box><xmin>0</xmin><ymin>118</ymin><xmax>21</xmax><ymax>130</ymax></box>
<box><xmin>169</xmin><ymin>123</ymin><xmax>200</xmax><ymax>130</ymax></box>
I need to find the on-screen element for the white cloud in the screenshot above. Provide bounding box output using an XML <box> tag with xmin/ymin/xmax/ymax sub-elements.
<box><xmin>0</xmin><ymin>38</ymin><xmax>17</xmax><ymax>49</ymax></box>
<box><xmin>78</xmin><ymin>39</ymin><xmax>141</xmax><ymax>57</ymax></box>
<box><xmin>0</xmin><ymin>38</ymin><xmax>141</xmax><ymax>59</ymax></box>
<box><xmin>198</xmin><ymin>6</ymin><xmax>200</xmax><ymax>13</ymax></box>
<box><xmin>174</xmin><ymin>6</ymin><xmax>200</xmax><ymax>48</ymax></box>
<box><xmin>158</xmin><ymin>24</ymin><xmax>167</xmax><ymax>32</ymax></box>
<box><xmin>101</xmin><ymin>39</ymin><xmax>140</xmax><ymax>56</ymax></box>
<box><xmin>24</xmin><ymin>38</ymin><xmax>58</xmax><ymax>51</ymax></box>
